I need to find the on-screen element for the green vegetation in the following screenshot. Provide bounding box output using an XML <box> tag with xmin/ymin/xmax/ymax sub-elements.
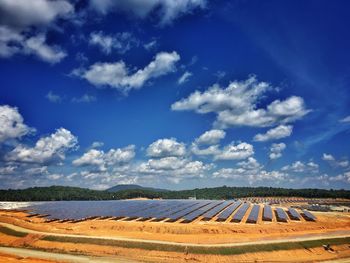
<box><xmin>41</xmin><ymin>235</ymin><xmax>350</xmax><ymax>255</ymax></box>
<box><xmin>0</xmin><ymin>185</ymin><xmax>349</xmax><ymax>201</ymax></box>
<box><xmin>0</xmin><ymin>226</ymin><xmax>28</xmax><ymax>237</ymax></box>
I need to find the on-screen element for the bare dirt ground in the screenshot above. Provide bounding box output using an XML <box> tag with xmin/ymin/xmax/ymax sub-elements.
<box><xmin>0</xmin><ymin>210</ymin><xmax>349</xmax><ymax>262</ymax></box>
<box><xmin>0</xmin><ymin>210</ymin><xmax>349</xmax><ymax>244</ymax></box>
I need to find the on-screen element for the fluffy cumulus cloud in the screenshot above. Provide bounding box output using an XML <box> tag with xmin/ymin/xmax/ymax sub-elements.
<box><xmin>89</xmin><ymin>0</ymin><xmax>206</xmax><ymax>25</ymax></box>
<box><xmin>73</xmin><ymin>145</ymin><xmax>135</xmax><ymax>171</ymax></box>
<box><xmin>322</xmin><ymin>153</ymin><xmax>349</xmax><ymax>168</ymax></box>
<box><xmin>89</xmin><ymin>31</ymin><xmax>139</xmax><ymax>54</ymax></box>
<box><xmin>6</xmin><ymin>128</ymin><xmax>77</xmax><ymax>164</ymax></box>
<box><xmin>213</xmin><ymin>157</ymin><xmax>285</xmax><ymax>184</ymax></box>
<box><xmin>137</xmin><ymin>156</ymin><xmax>212</xmax><ymax>183</ymax></box>
<box><xmin>195</xmin><ymin>129</ymin><xmax>225</xmax><ymax>145</ymax></box>
<box><xmin>191</xmin><ymin>129</ymin><xmax>226</xmax><ymax>157</ymax></box>
<box><xmin>78</xmin><ymin>51</ymin><xmax>180</xmax><ymax>93</ymax></box>
<box><xmin>282</xmin><ymin>161</ymin><xmax>319</xmax><ymax>173</ymax></box>
<box><xmin>254</xmin><ymin>125</ymin><xmax>292</xmax><ymax>142</ymax></box>
<box><xmin>269</xmin><ymin>143</ymin><xmax>286</xmax><ymax>160</ymax></box>
<box><xmin>0</xmin><ymin>0</ymin><xmax>72</xmax><ymax>63</ymax></box>
<box><xmin>147</xmin><ymin>138</ymin><xmax>186</xmax><ymax>157</ymax></box>
<box><xmin>191</xmin><ymin>144</ymin><xmax>220</xmax><ymax>156</ymax></box>
<box><xmin>214</xmin><ymin>142</ymin><xmax>254</xmax><ymax>160</ymax></box>
<box><xmin>172</xmin><ymin>76</ymin><xmax>310</xmax><ymax>129</ymax></box>
<box><xmin>24</xmin><ymin>34</ymin><xmax>67</xmax><ymax>63</ymax></box>
<box><xmin>329</xmin><ymin>172</ymin><xmax>350</xmax><ymax>183</ymax></box>
<box><xmin>0</xmin><ymin>105</ymin><xmax>33</xmax><ymax>143</ymax></box>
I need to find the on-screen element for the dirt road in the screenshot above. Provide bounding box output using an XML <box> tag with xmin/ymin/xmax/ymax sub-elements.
<box><xmin>0</xmin><ymin>246</ymin><xmax>141</xmax><ymax>263</ymax></box>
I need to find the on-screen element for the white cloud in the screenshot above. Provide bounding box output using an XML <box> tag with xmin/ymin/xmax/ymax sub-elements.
<box><xmin>195</xmin><ymin>129</ymin><xmax>225</xmax><ymax>145</ymax></box>
<box><xmin>91</xmin><ymin>141</ymin><xmax>104</xmax><ymax>148</ymax></box>
<box><xmin>6</xmin><ymin>128</ymin><xmax>77</xmax><ymax>164</ymax></box>
<box><xmin>322</xmin><ymin>153</ymin><xmax>335</xmax><ymax>161</ymax></box>
<box><xmin>269</xmin><ymin>143</ymin><xmax>286</xmax><ymax>160</ymax></box>
<box><xmin>172</xmin><ymin>76</ymin><xmax>310</xmax><ymax>128</ymax></box>
<box><xmin>178</xmin><ymin>71</ymin><xmax>192</xmax><ymax>84</ymax></box>
<box><xmin>0</xmin><ymin>105</ymin><xmax>33</xmax><ymax>143</ymax></box>
<box><xmin>0</xmin><ymin>0</ymin><xmax>73</xmax><ymax>28</ymax></box>
<box><xmin>214</xmin><ymin>142</ymin><xmax>254</xmax><ymax>160</ymax></box>
<box><xmin>136</xmin><ymin>156</ymin><xmax>212</xmax><ymax>183</ymax></box>
<box><xmin>89</xmin><ymin>31</ymin><xmax>138</xmax><ymax>54</ymax></box>
<box><xmin>24</xmin><ymin>166</ymin><xmax>48</xmax><ymax>175</ymax></box>
<box><xmin>322</xmin><ymin>153</ymin><xmax>349</xmax><ymax>168</ymax></box>
<box><xmin>24</xmin><ymin>34</ymin><xmax>67</xmax><ymax>63</ymax></box>
<box><xmin>0</xmin><ymin>166</ymin><xmax>17</xmax><ymax>175</ymax></box>
<box><xmin>71</xmin><ymin>94</ymin><xmax>96</xmax><ymax>103</ymax></box>
<box><xmin>79</xmin><ymin>51</ymin><xmax>180</xmax><ymax>93</ymax></box>
<box><xmin>73</xmin><ymin>145</ymin><xmax>135</xmax><ymax>171</ymax></box>
<box><xmin>213</xmin><ymin>157</ymin><xmax>285</xmax><ymax>184</ymax></box>
<box><xmin>254</xmin><ymin>125</ymin><xmax>292</xmax><ymax>142</ymax></box>
<box><xmin>329</xmin><ymin>172</ymin><xmax>350</xmax><ymax>183</ymax></box>
<box><xmin>282</xmin><ymin>161</ymin><xmax>319</xmax><ymax>173</ymax></box>
<box><xmin>144</xmin><ymin>40</ymin><xmax>157</xmax><ymax>51</ymax></box>
<box><xmin>147</xmin><ymin>138</ymin><xmax>186</xmax><ymax>157</ymax></box>
<box><xmin>0</xmin><ymin>0</ymin><xmax>72</xmax><ymax>62</ymax></box>
<box><xmin>89</xmin><ymin>0</ymin><xmax>206</xmax><ymax>26</ymax></box>
<box><xmin>46</xmin><ymin>91</ymin><xmax>62</xmax><ymax>103</ymax></box>
<box><xmin>339</xmin><ymin>115</ymin><xmax>350</xmax><ymax>123</ymax></box>
<box><xmin>191</xmin><ymin>144</ymin><xmax>220</xmax><ymax>156</ymax></box>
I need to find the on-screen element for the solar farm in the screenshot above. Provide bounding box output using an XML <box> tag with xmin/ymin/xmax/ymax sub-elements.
<box><xmin>25</xmin><ymin>199</ymin><xmax>317</xmax><ymax>224</ymax></box>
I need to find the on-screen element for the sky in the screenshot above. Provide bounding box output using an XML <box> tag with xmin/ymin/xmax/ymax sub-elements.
<box><xmin>0</xmin><ymin>0</ymin><xmax>349</xmax><ymax>190</ymax></box>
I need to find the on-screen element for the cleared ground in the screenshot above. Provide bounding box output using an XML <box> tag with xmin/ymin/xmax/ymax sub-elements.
<box><xmin>0</xmin><ymin>209</ymin><xmax>349</xmax><ymax>262</ymax></box>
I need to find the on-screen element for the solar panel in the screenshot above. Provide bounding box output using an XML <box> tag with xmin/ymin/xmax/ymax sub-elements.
<box><xmin>231</xmin><ymin>203</ymin><xmax>250</xmax><ymax>222</ymax></box>
<box><xmin>153</xmin><ymin>201</ymin><xmax>198</xmax><ymax>220</ymax></box>
<box><xmin>167</xmin><ymin>201</ymin><xmax>211</xmax><ymax>221</ymax></box>
<box><xmin>287</xmin><ymin>208</ymin><xmax>301</xmax><ymax>220</ymax></box>
<box><xmin>246</xmin><ymin>204</ymin><xmax>260</xmax><ymax>224</ymax></box>
<box><xmin>301</xmin><ymin>210</ymin><xmax>316</xmax><ymax>221</ymax></box>
<box><xmin>217</xmin><ymin>201</ymin><xmax>242</xmax><ymax>221</ymax></box>
<box><xmin>202</xmin><ymin>201</ymin><xmax>233</xmax><ymax>220</ymax></box>
<box><xmin>262</xmin><ymin>205</ymin><xmax>273</xmax><ymax>221</ymax></box>
<box><xmin>138</xmin><ymin>201</ymin><xmax>179</xmax><ymax>220</ymax></box>
<box><xmin>182</xmin><ymin>201</ymin><xmax>222</xmax><ymax>223</ymax></box>
<box><xmin>275</xmin><ymin>207</ymin><xmax>288</xmax><ymax>222</ymax></box>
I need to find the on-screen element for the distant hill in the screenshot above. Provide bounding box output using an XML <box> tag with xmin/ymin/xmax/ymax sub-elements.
<box><xmin>106</xmin><ymin>184</ymin><xmax>168</xmax><ymax>193</ymax></box>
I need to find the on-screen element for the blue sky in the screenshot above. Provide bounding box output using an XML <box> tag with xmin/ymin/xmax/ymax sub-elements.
<box><xmin>0</xmin><ymin>0</ymin><xmax>349</xmax><ymax>190</ymax></box>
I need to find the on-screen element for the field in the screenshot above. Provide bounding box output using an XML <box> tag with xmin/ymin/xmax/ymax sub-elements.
<box><xmin>0</xmin><ymin>202</ymin><xmax>350</xmax><ymax>262</ymax></box>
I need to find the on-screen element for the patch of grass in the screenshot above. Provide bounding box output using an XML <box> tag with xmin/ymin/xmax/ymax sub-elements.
<box><xmin>0</xmin><ymin>226</ymin><xmax>27</xmax><ymax>237</ymax></box>
<box><xmin>41</xmin><ymin>235</ymin><xmax>350</xmax><ymax>255</ymax></box>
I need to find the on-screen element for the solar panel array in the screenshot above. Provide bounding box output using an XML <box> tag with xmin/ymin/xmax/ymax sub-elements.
<box><xmin>287</xmin><ymin>208</ymin><xmax>301</xmax><ymax>220</ymax></box>
<box><xmin>275</xmin><ymin>207</ymin><xmax>288</xmax><ymax>222</ymax></box>
<box><xmin>182</xmin><ymin>201</ymin><xmax>222</xmax><ymax>223</ymax></box>
<box><xmin>262</xmin><ymin>205</ymin><xmax>273</xmax><ymax>221</ymax></box>
<box><xmin>217</xmin><ymin>201</ymin><xmax>242</xmax><ymax>221</ymax></box>
<box><xmin>23</xmin><ymin>200</ymin><xmax>316</xmax><ymax>224</ymax></box>
<box><xmin>232</xmin><ymin>203</ymin><xmax>250</xmax><ymax>222</ymax></box>
<box><xmin>202</xmin><ymin>201</ymin><xmax>233</xmax><ymax>220</ymax></box>
<box><xmin>246</xmin><ymin>204</ymin><xmax>260</xmax><ymax>223</ymax></box>
<box><xmin>301</xmin><ymin>210</ymin><xmax>316</xmax><ymax>221</ymax></box>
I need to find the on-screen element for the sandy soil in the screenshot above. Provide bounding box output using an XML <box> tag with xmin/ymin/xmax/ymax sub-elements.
<box><xmin>1</xmin><ymin>231</ymin><xmax>350</xmax><ymax>263</ymax></box>
<box><xmin>0</xmin><ymin>210</ymin><xmax>349</xmax><ymax>244</ymax></box>
<box><xmin>0</xmin><ymin>253</ymin><xmax>58</xmax><ymax>263</ymax></box>
<box><xmin>0</xmin><ymin>210</ymin><xmax>349</xmax><ymax>262</ymax></box>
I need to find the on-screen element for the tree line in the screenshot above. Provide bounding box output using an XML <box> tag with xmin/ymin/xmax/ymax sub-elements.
<box><xmin>0</xmin><ymin>185</ymin><xmax>349</xmax><ymax>201</ymax></box>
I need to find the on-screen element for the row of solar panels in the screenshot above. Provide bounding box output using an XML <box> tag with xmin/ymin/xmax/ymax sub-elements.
<box><xmin>110</xmin><ymin>201</ymin><xmax>316</xmax><ymax>224</ymax></box>
<box><xmin>35</xmin><ymin>200</ymin><xmax>316</xmax><ymax>223</ymax></box>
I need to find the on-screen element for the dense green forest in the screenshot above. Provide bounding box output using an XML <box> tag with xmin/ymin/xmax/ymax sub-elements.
<box><xmin>0</xmin><ymin>185</ymin><xmax>349</xmax><ymax>201</ymax></box>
